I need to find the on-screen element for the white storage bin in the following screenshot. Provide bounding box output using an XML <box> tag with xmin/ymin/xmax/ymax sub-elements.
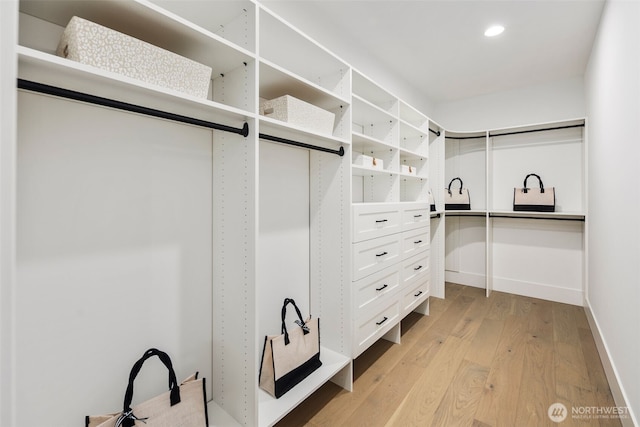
<box><xmin>56</xmin><ymin>16</ymin><xmax>212</xmax><ymax>98</ymax></box>
<box><xmin>401</xmin><ymin>164</ymin><xmax>417</xmax><ymax>175</ymax></box>
<box><xmin>354</xmin><ymin>154</ymin><xmax>384</xmax><ymax>170</ymax></box>
<box><xmin>260</xmin><ymin>95</ymin><xmax>335</xmax><ymax>135</ymax></box>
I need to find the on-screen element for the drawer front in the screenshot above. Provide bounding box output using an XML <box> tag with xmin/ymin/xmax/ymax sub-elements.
<box><xmin>402</xmin><ymin>204</ymin><xmax>430</xmax><ymax>231</ymax></box>
<box><xmin>354</xmin><ymin>299</ymin><xmax>400</xmax><ymax>356</ymax></box>
<box><xmin>353</xmin><ymin>264</ymin><xmax>401</xmax><ymax>312</ymax></box>
<box><xmin>353</xmin><ymin>204</ymin><xmax>402</xmax><ymax>242</ymax></box>
<box><xmin>401</xmin><ymin>227</ymin><xmax>430</xmax><ymax>260</ymax></box>
<box><xmin>402</xmin><ymin>278</ymin><xmax>430</xmax><ymax>314</ymax></box>
<box><xmin>401</xmin><ymin>251</ymin><xmax>430</xmax><ymax>285</ymax></box>
<box><xmin>353</xmin><ymin>234</ymin><xmax>401</xmax><ymax>281</ymax></box>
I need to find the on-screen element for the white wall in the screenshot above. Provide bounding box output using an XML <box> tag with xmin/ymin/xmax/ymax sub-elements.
<box><xmin>434</xmin><ymin>76</ymin><xmax>585</xmax><ymax>131</ymax></box>
<box><xmin>584</xmin><ymin>1</ymin><xmax>640</xmax><ymax>425</ymax></box>
<box><xmin>0</xmin><ymin>1</ymin><xmax>17</xmax><ymax>426</ymax></box>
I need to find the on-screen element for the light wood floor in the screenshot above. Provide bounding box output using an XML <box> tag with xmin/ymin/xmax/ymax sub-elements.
<box><xmin>276</xmin><ymin>283</ymin><xmax>622</xmax><ymax>427</ymax></box>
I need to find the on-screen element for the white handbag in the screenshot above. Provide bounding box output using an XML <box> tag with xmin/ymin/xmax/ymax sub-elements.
<box><xmin>513</xmin><ymin>173</ymin><xmax>555</xmax><ymax>212</ymax></box>
<box><xmin>445</xmin><ymin>178</ymin><xmax>471</xmax><ymax>210</ymax></box>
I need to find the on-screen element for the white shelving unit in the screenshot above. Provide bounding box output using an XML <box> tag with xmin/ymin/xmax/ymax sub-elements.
<box><xmin>437</xmin><ymin>120</ymin><xmax>587</xmax><ymax>304</ymax></box>
<box><xmin>10</xmin><ymin>1</ymin><xmax>353</xmax><ymax>426</ymax></box>
<box><xmin>350</xmin><ymin>70</ymin><xmax>431</xmax><ymax>358</ymax></box>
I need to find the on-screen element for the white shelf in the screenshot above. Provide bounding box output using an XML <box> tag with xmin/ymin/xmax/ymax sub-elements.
<box><xmin>399</xmin><ymin>146</ymin><xmax>428</xmax><ymax>160</ymax></box>
<box><xmin>257</xmin><ymin>347</ymin><xmax>350</xmax><ymax>427</ymax></box>
<box><xmin>352</xmin><ymin>94</ymin><xmax>397</xmax><ymax>126</ymax></box>
<box><xmin>489</xmin><ymin>210</ymin><xmax>585</xmax><ymax>221</ymax></box>
<box><xmin>352</xmin><ymin>164</ymin><xmax>393</xmax><ymax>177</ymax></box>
<box><xmin>352</xmin><ymin>131</ymin><xmax>396</xmax><ymax>152</ymax></box>
<box><xmin>399</xmin><ymin>100</ymin><xmax>428</xmax><ymax>129</ymax></box>
<box><xmin>259</xmin><ymin>115</ymin><xmax>350</xmax><ymax>149</ymax></box>
<box><xmin>445</xmin><ymin>210</ymin><xmax>487</xmax><ymax>216</ymax></box>
<box><xmin>18</xmin><ymin>46</ymin><xmax>252</xmax><ymax>126</ymax></box>
<box><xmin>19</xmin><ymin>0</ymin><xmax>255</xmax><ymax>74</ymax></box>
<box><xmin>352</xmin><ymin>70</ymin><xmax>397</xmax><ymax>114</ymax></box>
<box><xmin>259</xmin><ymin>59</ymin><xmax>350</xmax><ymax>110</ymax></box>
<box><xmin>258</xmin><ymin>7</ymin><xmax>349</xmax><ymax>99</ymax></box>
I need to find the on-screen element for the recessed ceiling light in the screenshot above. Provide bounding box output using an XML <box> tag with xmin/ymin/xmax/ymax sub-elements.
<box><xmin>484</xmin><ymin>25</ymin><xmax>505</xmax><ymax>37</ymax></box>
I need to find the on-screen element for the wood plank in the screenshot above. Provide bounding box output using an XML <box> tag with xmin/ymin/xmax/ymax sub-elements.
<box><xmin>485</xmin><ymin>291</ymin><xmax>514</xmax><ymax>321</ymax></box>
<box><xmin>384</xmin><ymin>336</ymin><xmax>471</xmax><ymax>426</ymax></box>
<box><xmin>465</xmin><ymin>317</ymin><xmax>505</xmax><ymax>367</ymax></box>
<box><xmin>514</xmin><ymin>301</ymin><xmax>557</xmax><ymax>427</ymax></box>
<box><xmin>430</xmin><ymin>360</ymin><xmax>490</xmax><ymax>427</ymax></box>
<box><xmin>474</xmin><ymin>315</ymin><xmax>528</xmax><ymax>426</ymax></box>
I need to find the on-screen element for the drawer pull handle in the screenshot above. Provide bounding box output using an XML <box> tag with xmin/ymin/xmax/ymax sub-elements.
<box><xmin>414</xmin><ymin>214</ymin><xmax>423</xmax><ymax>218</ymax></box>
<box><xmin>376</xmin><ymin>284</ymin><xmax>388</xmax><ymax>291</ymax></box>
<box><xmin>414</xmin><ymin>291</ymin><xmax>423</xmax><ymax>297</ymax></box>
<box><xmin>376</xmin><ymin>316</ymin><xmax>388</xmax><ymax>326</ymax></box>
<box><xmin>414</xmin><ymin>240</ymin><xmax>422</xmax><ymax>244</ymax></box>
<box><xmin>375</xmin><ymin>219</ymin><xmax>388</xmax><ymax>223</ymax></box>
<box><xmin>376</xmin><ymin>251</ymin><xmax>388</xmax><ymax>257</ymax></box>
<box><xmin>414</xmin><ymin>265</ymin><xmax>423</xmax><ymax>271</ymax></box>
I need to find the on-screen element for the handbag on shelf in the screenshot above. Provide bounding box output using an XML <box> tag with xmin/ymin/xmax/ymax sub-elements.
<box><xmin>259</xmin><ymin>298</ymin><xmax>322</xmax><ymax>398</ymax></box>
<box><xmin>428</xmin><ymin>190</ymin><xmax>436</xmax><ymax>212</ymax></box>
<box><xmin>513</xmin><ymin>173</ymin><xmax>555</xmax><ymax>212</ymax></box>
<box><xmin>445</xmin><ymin>177</ymin><xmax>471</xmax><ymax>210</ymax></box>
<box><xmin>86</xmin><ymin>348</ymin><xmax>208</xmax><ymax>427</ymax></box>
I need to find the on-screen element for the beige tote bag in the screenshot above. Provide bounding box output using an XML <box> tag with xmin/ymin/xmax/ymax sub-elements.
<box><xmin>86</xmin><ymin>348</ymin><xmax>207</xmax><ymax>427</ymax></box>
<box><xmin>259</xmin><ymin>298</ymin><xmax>322</xmax><ymax>398</ymax></box>
<box><xmin>513</xmin><ymin>173</ymin><xmax>555</xmax><ymax>212</ymax></box>
<box><xmin>445</xmin><ymin>177</ymin><xmax>471</xmax><ymax>210</ymax></box>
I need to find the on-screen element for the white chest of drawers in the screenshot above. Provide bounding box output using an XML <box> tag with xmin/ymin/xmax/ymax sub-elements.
<box><xmin>351</xmin><ymin>202</ymin><xmax>430</xmax><ymax>357</ymax></box>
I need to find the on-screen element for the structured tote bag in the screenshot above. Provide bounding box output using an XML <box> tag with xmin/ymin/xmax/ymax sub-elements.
<box><xmin>259</xmin><ymin>298</ymin><xmax>322</xmax><ymax>398</ymax></box>
<box><xmin>445</xmin><ymin>177</ymin><xmax>471</xmax><ymax>210</ymax></box>
<box><xmin>513</xmin><ymin>173</ymin><xmax>555</xmax><ymax>212</ymax></box>
<box><xmin>86</xmin><ymin>348</ymin><xmax>208</xmax><ymax>427</ymax></box>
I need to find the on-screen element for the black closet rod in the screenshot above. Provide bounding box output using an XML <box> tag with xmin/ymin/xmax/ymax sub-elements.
<box><xmin>489</xmin><ymin>213</ymin><xmax>585</xmax><ymax>222</ymax></box>
<box><xmin>259</xmin><ymin>133</ymin><xmax>345</xmax><ymax>157</ymax></box>
<box><xmin>429</xmin><ymin>128</ymin><xmax>441</xmax><ymax>137</ymax></box>
<box><xmin>445</xmin><ymin>123</ymin><xmax>585</xmax><ymax>140</ymax></box>
<box><xmin>446</xmin><ymin>134</ymin><xmax>485</xmax><ymax>140</ymax></box>
<box><xmin>17</xmin><ymin>79</ymin><xmax>250</xmax><ymax>137</ymax></box>
<box><xmin>489</xmin><ymin>123</ymin><xmax>584</xmax><ymax>138</ymax></box>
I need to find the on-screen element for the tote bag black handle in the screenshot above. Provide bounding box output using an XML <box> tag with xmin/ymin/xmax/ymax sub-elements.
<box><xmin>281</xmin><ymin>298</ymin><xmax>309</xmax><ymax>345</ymax></box>
<box><xmin>447</xmin><ymin>177</ymin><xmax>464</xmax><ymax>195</ymax></box>
<box><xmin>523</xmin><ymin>173</ymin><xmax>545</xmax><ymax>194</ymax></box>
<box><xmin>118</xmin><ymin>348</ymin><xmax>181</xmax><ymax>427</ymax></box>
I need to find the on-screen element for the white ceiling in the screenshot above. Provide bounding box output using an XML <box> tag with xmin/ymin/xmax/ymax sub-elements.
<box><xmin>259</xmin><ymin>0</ymin><xmax>605</xmax><ymax>104</ymax></box>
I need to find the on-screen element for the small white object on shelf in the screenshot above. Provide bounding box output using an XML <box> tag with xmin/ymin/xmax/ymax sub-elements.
<box><xmin>354</xmin><ymin>154</ymin><xmax>384</xmax><ymax>170</ymax></box>
<box><xmin>401</xmin><ymin>164</ymin><xmax>416</xmax><ymax>175</ymax></box>
<box><xmin>260</xmin><ymin>95</ymin><xmax>335</xmax><ymax>135</ymax></box>
<box><xmin>56</xmin><ymin>16</ymin><xmax>212</xmax><ymax>98</ymax></box>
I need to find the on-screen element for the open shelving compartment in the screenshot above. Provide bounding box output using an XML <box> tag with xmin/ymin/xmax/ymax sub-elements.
<box><xmin>487</xmin><ymin>119</ymin><xmax>586</xmax><ymax>305</ymax></box>
<box><xmin>18</xmin><ymin>0</ymin><xmax>257</xmax><ymax>117</ymax></box>
<box><xmin>444</xmin><ymin>130</ymin><xmax>488</xmax><ymax>293</ymax></box>
<box><xmin>15</xmin><ymin>1</ymin><xmax>260</xmax><ymax>425</ymax></box>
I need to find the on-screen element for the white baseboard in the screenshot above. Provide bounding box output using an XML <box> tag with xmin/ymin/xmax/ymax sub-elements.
<box><xmin>583</xmin><ymin>298</ymin><xmax>637</xmax><ymax>427</ymax></box>
<box><xmin>492</xmin><ymin>276</ymin><xmax>583</xmax><ymax>305</ymax></box>
<box><xmin>444</xmin><ymin>270</ymin><xmax>485</xmax><ymax>289</ymax></box>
